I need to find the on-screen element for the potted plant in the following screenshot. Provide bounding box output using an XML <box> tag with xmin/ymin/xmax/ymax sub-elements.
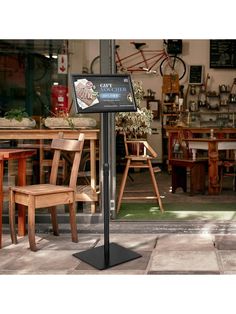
<box><xmin>115</xmin><ymin>81</ymin><xmax>153</xmax><ymax>138</ymax></box>
<box><xmin>42</xmin><ymin>102</ymin><xmax>97</xmax><ymax>129</ymax></box>
<box><xmin>0</xmin><ymin>108</ymin><xmax>36</xmax><ymax>128</ymax></box>
<box><xmin>43</xmin><ymin>114</ymin><xmax>97</xmax><ymax>129</ymax></box>
<box><xmin>115</xmin><ymin>81</ymin><xmax>153</xmax><ymax>159</ymax></box>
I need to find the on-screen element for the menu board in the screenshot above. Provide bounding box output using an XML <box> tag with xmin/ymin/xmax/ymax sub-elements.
<box><xmin>71</xmin><ymin>74</ymin><xmax>137</xmax><ymax>113</ymax></box>
<box><xmin>210</xmin><ymin>40</ymin><xmax>236</xmax><ymax>68</ymax></box>
<box><xmin>188</xmin><ymin>65</ymin><xmax>204</xmax><ymax>85</ymax></box>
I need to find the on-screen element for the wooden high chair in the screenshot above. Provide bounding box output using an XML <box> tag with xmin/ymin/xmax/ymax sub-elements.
<box><xmin>116</xmin><ymin>135</ymin><xmax>164</xmax><ymax>213</ymax></box>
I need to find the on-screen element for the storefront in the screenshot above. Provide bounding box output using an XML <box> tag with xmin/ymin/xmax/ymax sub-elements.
<box><xmin>1</xmin><ymin>39</ymin><xmax>236</xmax><ymax>220</ymax></box>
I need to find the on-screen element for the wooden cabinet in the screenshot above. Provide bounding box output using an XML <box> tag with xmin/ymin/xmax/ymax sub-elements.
<box><xmin>161</xmin><ymin>74</ymin><xmax>181</xmax><ymax>127</ymax></box>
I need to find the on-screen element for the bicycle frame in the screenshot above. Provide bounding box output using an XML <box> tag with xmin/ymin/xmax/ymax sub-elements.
<box><xmin>90</xmin><ymin>42</ymin><xmax>186</xmax><ymax>79</ymax></box>
<box><xmin>115</xmin><ymin>47</ymin><xmax>168</xmax><ymax>73</ymax></box>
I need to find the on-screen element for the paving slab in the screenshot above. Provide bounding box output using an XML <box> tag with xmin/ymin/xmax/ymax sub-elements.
<box><xmin>0</xmin><ymin>234</ymin><xmax>101</xmax><ymax>275</ymax></box>
<box><xmin>148</xmin><ymin>250</ymin><xmax>220</xmax><ymax>274</ymax></box>
<box><xmin>217</xmin><ymin>251</ymin><xmax>236</xmax><ymax>272</ymax></box>
<box><xmin>0</xmin><ymin>249</ymin><xmax>80</xmax><ymax>273</ymax></box>
<box><xmin>214</xmin><ymin>235</ymin><xmax>236</xmax><ymax>250</ymax></box>
<box><xmin>69</xmin><ymin>269</ymin><xmax>146</xmax><ymax>275</ymax></box>
<box><xmin>1</xmin><ymin>234</ymin><xmax>100</xmax><ymax>251</ymax></box>
<box><xmin>156</xmin><ymin>234</ymin><xmax>214</xmax><ymax>251</ymax></box>
<box><xmin>97</xmin><ymin>234</ymin><xmax>158</xmax><ymax>251</ymax></box>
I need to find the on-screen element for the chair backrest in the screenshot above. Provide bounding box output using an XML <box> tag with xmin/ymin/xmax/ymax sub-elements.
<box><xmin>123</xmin><ymin>133</ymin><xmax>157</xmax><ymax>158</ymax></box>
<box><xmin>49</xmin><ymin>132</ymin><xmax>85</xmax><ymax>188</ymax></box>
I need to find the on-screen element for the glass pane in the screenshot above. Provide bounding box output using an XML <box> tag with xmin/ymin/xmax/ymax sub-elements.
<box><xmin>0</xmin><ymin>40</ymin><xmax>68</xmax><ymax>117</ymax></box>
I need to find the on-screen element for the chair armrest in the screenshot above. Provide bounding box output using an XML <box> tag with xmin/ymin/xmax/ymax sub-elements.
<box><xmin>125</xmin><ymin>139</ymin><xmax>158</xmax><ymax>158</ymax></box>
<box><xmin>143</xmin><ymin>141</ymin><xmax>158</xmax><ymax>158</ymax></box>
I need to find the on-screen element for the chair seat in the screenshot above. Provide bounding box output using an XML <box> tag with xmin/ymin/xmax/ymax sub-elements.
<box><xmin>126</xmin><ymin>155</ymin><xmax>153</xmax><ymax>160</ymax></box>
<box><xmin>76</xmin><ymin>185</ymin><xmax>98</xmax><ymax>202</ymax></box>
<box><xmin>11</xmin><ymin>183</ymin><xmax>74</xmax><ymax>195</ymax></box>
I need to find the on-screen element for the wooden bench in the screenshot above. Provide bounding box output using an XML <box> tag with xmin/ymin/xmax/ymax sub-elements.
<box><xmin>169</xmin><ymin>158</ymin><xmax>208</xmax><ymax>195</ymax></box>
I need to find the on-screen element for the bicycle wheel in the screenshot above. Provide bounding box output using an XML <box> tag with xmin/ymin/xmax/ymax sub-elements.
<box><xmin>159</xmin><ymin>56</ymin><xmax>186</xmax><ymax>80</ymax></box>
<box><xmin>32</xmin><ymin>53</ymin><xmax>53</xmax><ymax>81</ymax></box>
<box><xmin>90</xmin><ymin>55</ymin><xmax>100</xmax><ymax>74</ymax></box>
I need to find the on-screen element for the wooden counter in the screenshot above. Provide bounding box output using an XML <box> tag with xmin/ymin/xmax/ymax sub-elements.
<box><xmin>164</xmin><ymin>127</ymin><xmax>236</xmax><ymax>163</ymax></box>
<box><xmin>164</xmin><ymin>127</ymin><xmax>236</xmax><ymax>195</ymax></box>
<box><xmin>186</xmin><ymin>138</ymin><xmax>236</xmax><ymax>195</ymax></box>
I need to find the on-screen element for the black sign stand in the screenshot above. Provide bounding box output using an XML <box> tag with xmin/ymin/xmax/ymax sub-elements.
<box><xmin>73</xmin><ymin>112</ymin><xmax>141</xmax><ymax>270</ymax></box>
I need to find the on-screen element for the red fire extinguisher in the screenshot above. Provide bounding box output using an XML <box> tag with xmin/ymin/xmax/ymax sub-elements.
<box><xmin>51</xmin><ymin>85</ymin><xmax>69</xmax><ymax>115</ymax></box>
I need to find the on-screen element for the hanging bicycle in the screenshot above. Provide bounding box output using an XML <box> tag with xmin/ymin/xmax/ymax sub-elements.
<box><xmin>90</xmin><ymin>40</ymin><xmax>186</xmax><ymax>80</ymax></box>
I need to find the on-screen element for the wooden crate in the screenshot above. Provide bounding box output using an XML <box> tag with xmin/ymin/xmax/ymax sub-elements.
<box><xmin>162</xmin><ymin>74</ymin><xmax>179</xmax><ymax>93</ymax></box>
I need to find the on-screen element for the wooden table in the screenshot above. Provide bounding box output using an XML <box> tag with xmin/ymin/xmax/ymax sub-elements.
<box><xmin>0</xmin><ymin>129</ymin><xmax>100</xmax><ymax>212</ymax></box>
<box><xmin>185</xmin><ymin>138</ymin><xmax>236</xmax><ymax>195</ymax></box>
<box><xmin>0</xmin><ymin>148</ymin><xmax>36</xmax><ymax>248</ymax></box>
<box><xmin>164</xmin><ymin>127</ymin><xmax>236</xmax><ymax>170</ymax></box>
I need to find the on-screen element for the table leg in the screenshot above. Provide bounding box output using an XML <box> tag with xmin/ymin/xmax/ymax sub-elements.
<box><xmin>171</xmin><ymin>165</ymin><xmax>187</xmax><ymax>193</ymax></box>
<box><xmin>208</xmin><ymin>141</ymin><xmax>220</xmax><ymax>195</ymax></box>
<box><xmin>192</xmin><ymin>148</ymin><xmax>197</xmax><ymax>161</ymax></box>
<box><xmin>0</xmin><ymin>158</ymin><xmax>3</xmax><ymax>248</ymax></box>
<box><xmin>17</xmin><ymin>158</ymin><xmax>27</xmax><ymax>236</ymax></box>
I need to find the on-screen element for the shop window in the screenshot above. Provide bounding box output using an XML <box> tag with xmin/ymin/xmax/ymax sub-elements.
<box><xmin>0</xmin><ymin>40</ymin><xmax>68</xmax><ymax>117</ymax></box>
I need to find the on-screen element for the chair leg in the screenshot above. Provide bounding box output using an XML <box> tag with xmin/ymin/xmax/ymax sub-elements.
<box><xmin>68</xmin><ymin>199</ymin><xmax>78</xmax><ymax>243</ymax></box>
<box><xmin>9</xmin><ymin>189</ymin><xmax>17</xmax><ymax>244</ymax></box>
<box><xmin>28</xmin><ymin>195</ymin><xmax>37</xmax><ymax>252</ymax></box>
<box><xmin>116</xmin><ymin>159</ymin><xmax>130</xmax><ymax>213</ymax></box>
<box><xmin>147</xmin><ymin>160</ymin><xmax>164</xmax><ymax>213</ymax></box>
<box><xmin>49</xmin><ymin>206</ymin><xmax>59</xmax><ymax>236</ymax></box>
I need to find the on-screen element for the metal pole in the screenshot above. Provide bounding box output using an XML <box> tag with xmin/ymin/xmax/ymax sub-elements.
<box><xmin>100</xmin><ymin>40</ymin><xmax>117</xmax><ymax>221</ymax></box>
<box><xmin>100</xmin><ymin>40</ymin><xmax>116</xmax><ymax>263</ymax></box>
<box><xmin>103</xmin><ymin>112</ymin><xmax>110</xmax><ymax>266</ymax></box>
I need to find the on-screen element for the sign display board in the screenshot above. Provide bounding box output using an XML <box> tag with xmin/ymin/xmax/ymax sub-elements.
<box><xmin>71</xmin><ymin>74</ymin><xmax>137</xmax><ymax>113</ymax></box>
<box><xmin>71</xmin><ymin>73</ymin><xmax>141</xmax><ymax>270</ymax></box>
<box><xmin>188</xmin><ymin>65</ymin><xmax>204</xmax><ymax>85</ymax></box>
<box><xmin>210</xmin><ymin>40</ymin><xmax>236</xmax><ymax>68</ymax></box>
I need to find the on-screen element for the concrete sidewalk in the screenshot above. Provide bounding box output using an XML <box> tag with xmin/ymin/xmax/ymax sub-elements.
<box><xmin>1</xmin><ymin>229</ymin><xmax>236</xmax><ymax>274</ymax></box>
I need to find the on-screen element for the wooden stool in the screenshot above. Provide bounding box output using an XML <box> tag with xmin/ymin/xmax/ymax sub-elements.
<box><xmin>169</xmin><ymin>159</ymin><xmax>208</xmax><ymax>195</ymax></box>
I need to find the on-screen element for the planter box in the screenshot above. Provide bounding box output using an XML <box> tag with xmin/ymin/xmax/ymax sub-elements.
<box><xmin>43</xmin><ymin>117</ymin><xmax>97</xmax><ymax>129</ymax></box>
<box><xmin>0</xmin><ymin>118</ymin><xmax>36</xmax><ymax>129</ymax></box>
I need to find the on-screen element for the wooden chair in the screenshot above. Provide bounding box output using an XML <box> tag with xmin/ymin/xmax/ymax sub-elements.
<box><xmin>9</xmin><ymin>132</ymin><xmax>85</xmax><ymax>251</ymax></box>
<box><xmin>17</xmin><ymin>118</ymin><xmax>67</xmax><ymax>184</ymax></box>
<box><xmin>220</xmin><ymin>159</ymin><xmax>236</xmax><ymax>191</ymax></box>
<box><xmin>116</xmin><ymin>135</ymin><xmax>164</xmax><ymax>213</ymax></box>
<box><xmin>169</xmin><ymin>158</ymin><xmax>208</xmax><ymax>195</ymax></box>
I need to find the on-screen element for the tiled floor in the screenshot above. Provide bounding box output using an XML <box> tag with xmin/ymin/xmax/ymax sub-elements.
<box><xmin>116</xmin><ymin>168</ymin><xmax>236</xmax><ymax>205</ymax></box>
<box><xmin>2</xmin><ymin>233</ymin><xmax>236</xmax><ymax>275</ymax></box>
<box><xmin>1</xmin><ymin>168</ymin><xmax>236</xmax><ymax>276</ymax></box>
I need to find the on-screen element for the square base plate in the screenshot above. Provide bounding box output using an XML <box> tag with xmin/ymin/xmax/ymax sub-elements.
<box><xmin>73</xmin><ymin>242</ymin><xmax>142</xmax><ymax>270</ymax></box>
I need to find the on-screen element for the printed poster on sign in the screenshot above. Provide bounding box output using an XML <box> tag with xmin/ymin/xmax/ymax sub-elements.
<box><xmin>71</xmin><ymin>74</ymin><xmax>137</xmax><ymax>113</ymax></box>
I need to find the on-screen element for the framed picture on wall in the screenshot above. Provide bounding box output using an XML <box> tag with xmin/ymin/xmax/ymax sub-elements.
<box><xmin>210</xmin><ymin>40</ymin><xmax>236</xmax><ymax>68</ymax></box>
<box><xmin>147</xmin><ymin>99</ymin><xmax>160</xmax><ymax>120</ymax></box>
<box><xmin>188</xmin><ymin>65</ymin><xmax>204</xmax><ymax>85</ymax></box>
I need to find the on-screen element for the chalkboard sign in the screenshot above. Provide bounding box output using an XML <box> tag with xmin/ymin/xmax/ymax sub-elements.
<box><xmin>210</xmin><ymin>40</ymin><xmax>236</xmax><ymax>68</ymax></box>
<box><xmin>188</xmin><ymin>65</ymin><xmax>204</xmax><ymax>85</ymax></box>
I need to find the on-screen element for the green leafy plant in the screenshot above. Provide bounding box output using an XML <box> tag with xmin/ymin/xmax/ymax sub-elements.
<box><xmin>115</xmin><ymin>81</ymin><xmax>153</xmax><ymax>138</ymax></box>
<box><xmin>4</xmin><ymin>108</ymin><xmax>30</xmax><ymax>122</ymax></box>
